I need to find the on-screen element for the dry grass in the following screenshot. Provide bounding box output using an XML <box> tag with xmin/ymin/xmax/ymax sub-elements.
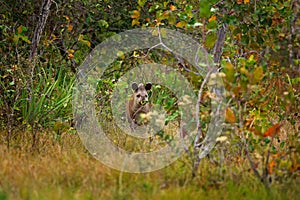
<box><xmin>0</xmin><ymin>130</ymin><xmax>299</xmax><ymax>200</ymax></box>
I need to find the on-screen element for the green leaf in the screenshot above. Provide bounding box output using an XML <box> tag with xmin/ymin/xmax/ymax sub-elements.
<box><xmin>207</xmin><ymin>20</ymin><xmax>217</xmax><ymax>30</ymax></box>
<box><xmin>138</xmin><ymin>0</ymin><xmax>146</xmax><ymax>7</ymax></box>
<box><xmin>199</xmin><ymin>3</ymin><xmax>211</xmax><ymax>18</ymax></box>
<box><xmin>251</xmin><ymin>66</ymin><xmax>264</xmax><ymax>84</ymax></box>
<box><xmin>168</xmin><ymin>14</ymin><xmax>176</xmax><ymax>25</ymax></box>
<box><xmin>98</xmin><ymin>20</ymin><xmax>109</xmax><ymax>29</ymax></box>
<box><xmin>223</xmin><ymin>61</ymin><xmax>235</xmax><ymax>83</ymax></box>
<box><xmin>205</xmin><ymin>32</ymin><xmax>217</xmax><ymax>48</ymax></box>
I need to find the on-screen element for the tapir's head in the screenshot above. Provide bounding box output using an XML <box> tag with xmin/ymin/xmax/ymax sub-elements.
<box><xmin>132</xmin><ymin>82</ymin><xmax>152</xmax><ymax>106</ymax></box>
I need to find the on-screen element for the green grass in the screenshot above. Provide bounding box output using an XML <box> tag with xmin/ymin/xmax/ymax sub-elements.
<box><xmin>0</xmin><ymin>131</ymin><xmax>299</xmax><ymax>200</ymax></box>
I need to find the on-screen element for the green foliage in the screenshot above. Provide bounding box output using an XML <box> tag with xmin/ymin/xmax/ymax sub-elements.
<box><xmin>20</xmin><ymin>67</ymin><xmax>74</xmax><ymax>128</ymax></box>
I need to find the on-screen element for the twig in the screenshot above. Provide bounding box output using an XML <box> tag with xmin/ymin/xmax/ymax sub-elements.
<box><xmin>192</xmin><ymin>68</ymin><xmax>214</xmax><ymax>177</ymax></box>
<box><xmin>238</xmin><ymin>101</ymin><xmax>264</xmax><ymax>184</ymax></box>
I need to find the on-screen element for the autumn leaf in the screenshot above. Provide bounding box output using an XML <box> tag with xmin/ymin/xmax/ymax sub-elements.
<box><xmin>68</xmin><ymin>53</ymin><xmax>74</xmax><ymax>59</ymax></box>
<box><xmin>240</xmin><ymin>67</ymin><xmax>250</xmax><ymax>78</ymax></box>
<box><xmin>17</xmin><ymin>25</ymin><xmax>23</xmax><ymax>34</ymax></box>
<box><xmin>63</xmin><ymin>15</ymin><xmax>70</xmax><ymax>22</ymax></box>
<box><xmin>176</xmin><ymin>21</ymin><xmax>187</xmax><ymax>28</ymax></box>
<box><xmin>268</xmin><ymin>161</ymin><xmax>275</xmax><ymax>174</ymax></box>
<box><xmin>237</xmin><ymin>0</ymin><xmax>243</xmax><ymax>4</ymax></box>
<box><xmin>208</xmin><ymin>15</ymin><xmax>216</xmax><ymax>22</ymax></box>
<box><xmin>225</xmin><ymin>107</ymin><xmax>236</xmax><ymax>123</ymax></box>
<box><xmin>244</xmin><ymin>0</ymin><xmax>250</xmax><ymax>4</ymax></box>
<box><xmin>170</xmin><ymin>5</ymin><xmax>177</xmax><ymax>11</ymax></box>
<box><xmin>78</xmin><ymin>34</ymin><xmax>91</xmax><ymax>47</ymax></box>
<box><xmin>131</xmin><ymin>10</ymin><xmax>140</xmax><ymax>19</ymax></box>
<box><xmin>263</xmin><ymin>123</ymin><xmax>282</xmax><ymax>137</ymax></box>
<box><xmin>67</xmin><ymin>24</ymin><xmax>73</xmax><ymax>32</ymax></box>
<box><xmin>132</xmin><ymin>19</ymin><xmax>140</xmax><ymax>26</ymax></box>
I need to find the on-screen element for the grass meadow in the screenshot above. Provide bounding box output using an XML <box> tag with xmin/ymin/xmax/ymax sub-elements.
<box><xmin>0</xmin><ymin>130</ymin><xmax>299</xmax><ymax>200</ymax></box>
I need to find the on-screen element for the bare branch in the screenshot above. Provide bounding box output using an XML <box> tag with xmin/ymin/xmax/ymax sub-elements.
<box><xmin>192</xmin><ymin>68</ymin><xmax>214</xmax><ymax>176</ymax></box>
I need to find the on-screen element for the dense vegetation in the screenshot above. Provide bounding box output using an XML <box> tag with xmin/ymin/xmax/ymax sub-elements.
<box><xmin>0</xmin><ymin>0</ymin><xmax>299</xmax><ymax>199</ymax></box>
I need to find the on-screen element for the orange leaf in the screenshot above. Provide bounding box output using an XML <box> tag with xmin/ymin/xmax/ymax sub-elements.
<box><xmin>17</xmin><ymin>25</ymin><xmax>23</xmax><ymax>34</ymax></box>
<box><xmin>263</xmin><ymin>123</ymin><xmax>282</xmax><ymax>137</ymax></box>
<box><xmin>67</xmin><ymin>24</ymin><xmax>73</xmax><ymax>32</ymax></box>
<box><xmin>268</xmin><ymin>161</ymin><xmax>275</xmax><ymax>174</ymax></box>
<box><xmin>208</xmin><ymin>15</ymin><xmax>216</xmax><ymax>22</ymax></box>
<box><xmin>225</xmin><ymin>107</ymin><xmax>236</xmax><ymax>123</ymax></box>
<box><xmin>68</xmin><ymin>53</ymin><xmax>74</xmax><ymax>59</ymax></box>
<box><xmin>244</xmin><ymin>0</ymin><xmax>250</xmax><ymax>4</ymax></box>
<box><xmin>170</xmin><ymin>5</ymin><xmax>177</xmax><ymax>11</ymax></box>
<box><xmin>131</xmin><ymin>10</ymin><xmax>140</xmax><ymax>19</ymax></box>
<box><xmin>176</xmin><ymin>21</ymin><xmax>186</xmax><ymax>28</ymax></box>
<box><xmin>237</xmin><ymin>0</ymin><xmax>243</xmax><ymax>4</ymax></box>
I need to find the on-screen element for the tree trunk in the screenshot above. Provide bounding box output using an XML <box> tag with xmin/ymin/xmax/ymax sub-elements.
<box><xmin>213</xmin><ymin>24</ymin><xmax>228</xmax><ymax>64</ymax></box>
<box><xmin>30</xmin><ymin>0</ymin><xmax>52</xmax><ymax>58</ymax></box>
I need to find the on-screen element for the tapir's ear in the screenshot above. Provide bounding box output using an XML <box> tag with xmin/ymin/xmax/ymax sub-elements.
<box><xmin>145</xmin><ymin>82</ymin><xmax>152</xmax><ymax>90</ymax></box>
<box><xmin>132</xmin><ymin>82</ymin><xmax>138</xmax><ymax>91</ymax></box>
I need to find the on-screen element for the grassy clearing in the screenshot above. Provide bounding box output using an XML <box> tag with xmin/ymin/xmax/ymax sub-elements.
<box><xmin>0</xmin><ymin>131</ymin><xmax>299</xmax><ymax>200</ymax></box>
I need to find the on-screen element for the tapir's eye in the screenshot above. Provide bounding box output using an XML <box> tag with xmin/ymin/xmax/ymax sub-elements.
<box><xmin>136</xmin><ymin>94</ymin><xmax>141</xmax><ymax>98</ymax></box>
<box><xmin>145</xmin><ymin>95</ymin><xmax>148</xmax><ymax>98</ymax></box>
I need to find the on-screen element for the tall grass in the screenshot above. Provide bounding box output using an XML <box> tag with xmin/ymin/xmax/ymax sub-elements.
<box><xmin>0</xmin><ymin>131</ymin><xmax>299</xmax><ymax>200</ymax></box>
<box><xmin>20</xmin><ymin>66</ymin><xmax>74</xmax><ymax>128</ymax></box>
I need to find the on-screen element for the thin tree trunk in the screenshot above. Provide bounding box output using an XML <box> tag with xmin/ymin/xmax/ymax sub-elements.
<box><xmin>213</xmin><ymin>24</ymin><xmax>227</xmax><ymax>64</ymax></box>
<box><xmin>30</xmin><ymin>0</ymin><xmax>52</xmax><ymax>58</ymax></box>
<box><xmin>290</xmin><ymin>0</ymin><xmax>299</xmax><ymax>75</ymax></box>
<box><xmin>28</xmin><ymin>0</ymin><xmax>52</xmax><ymax>152</ymax></box>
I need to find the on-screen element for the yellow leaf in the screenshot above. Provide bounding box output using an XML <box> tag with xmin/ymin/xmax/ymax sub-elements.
<box><xmin>252</xmin><ymin>66</ymin><xmax>264</xmax><ymax>84</ymax></box>
<box><xmin>225</xmin><ymin>107</ymin><xmax>236</xmax><ymax>123</ymax></box>
<box><xmin>78</xmin><ymin>35</ymin><xmax>91</xmax><ymax>47</ymax></box>
<box><xmin>133</xmin><ymin>51</ymin><xmax>140</xmax><ymax>57</ymax></box>
<box><xmin>132</xmin><ymin>19</ymin><xmax>140</xmax><ymax>27</ymax></box>
<box><xmin>68</xmin><ymin>49</ymin><xmax>74</xmax><ymax>53</ymax></box>
<box><xmin>63</xmin><ymin>15</ymin><xmax>70</xmax><ymax>22</ymax></box>
<box><xmin>78</xmin><ymin>34</ymin><xmax>83</xmax><ymax>41</ymax></box>
<box><xmin>85</xmin><ymin>40</ymin><xmax>91</xmax><ymax>47</ymax></box>
<box><xmin>67</xmin><ymin>24</ymin><xmax>73</xmax><ymax>32</ymax></box>
<box><xmin>176</xmin><ymin>21</ymin><xmax>187</xmax><ymax>28</ymax></box>
<box><xmin>51</xmin><ymin>34</ymin><xmax>57</xmax><ymax>40</ymax></box>
<box><xmin>244</xmin><ymin>0</ymin><xmax>250</xmax><ymax>4</ymax></box>
<box><xmin>240</xmin><ymin>67</ymin><xmax>250</xmax><ymax>77</ymax></box>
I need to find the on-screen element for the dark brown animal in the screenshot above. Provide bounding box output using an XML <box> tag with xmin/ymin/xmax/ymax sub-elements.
<box><xmin>126</xmin><ymin>82</ymin><xmax>152</xmax><ymax>130</ymax></box>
